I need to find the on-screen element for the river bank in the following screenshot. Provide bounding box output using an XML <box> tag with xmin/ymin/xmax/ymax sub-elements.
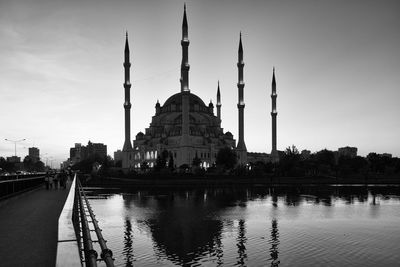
<box><xmin>81</xmin><ymin>174</ymin><xmax>400</xmax><ymax>188</ymax></box>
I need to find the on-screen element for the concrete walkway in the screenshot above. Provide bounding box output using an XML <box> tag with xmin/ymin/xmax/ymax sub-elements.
<box><xmin>0</xmin><ymin>183</ymin><xmax>71</xmax><ymax>267</ymax></box>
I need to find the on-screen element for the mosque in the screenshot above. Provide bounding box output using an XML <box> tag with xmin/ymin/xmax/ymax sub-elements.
<box><xmin>121</xmin><ymin>5</ymin><xmax>278</xmax><ymax>170</ymax></box>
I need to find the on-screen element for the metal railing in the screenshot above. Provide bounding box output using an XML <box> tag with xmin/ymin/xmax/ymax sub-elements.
<box><xmin>75</xmin><ymin>178</ymin><xmax>115</xmax><ymax>267</ymax></box>
<box><xmin>0</xmin><ymin>176</ymin><xmax>44</xmax><ymax>200</ymax></box>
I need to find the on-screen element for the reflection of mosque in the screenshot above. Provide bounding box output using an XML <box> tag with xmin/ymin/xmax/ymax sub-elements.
<box><xmin>120</xmin><ymin>187</ymin><xmax>283</xmax><ymax>266</ymax></box>
<box><xmin>117</xmin><ymin>186</ymin><xmax>393</xmax><ymax>265</ymax></box>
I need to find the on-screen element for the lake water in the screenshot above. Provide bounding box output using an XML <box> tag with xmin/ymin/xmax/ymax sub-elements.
<box><xmin>86</xmin><ymin>186</ymin><xmax>400</xmax><ymax>267</ymax></box>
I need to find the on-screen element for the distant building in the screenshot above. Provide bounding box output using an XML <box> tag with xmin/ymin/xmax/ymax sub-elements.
<box><xmin>247</xmin><ymin>152</ymin><xmax>270</xmax><ymax>163</ymax></box>
<box><xmin>338</xmin><ymin>146</ymin><xmax>357</xmax><ymax>158</ymax></box>
<box><xmin>114</xmin><ymin>150</ymin><xmax>123</xmax><ymax>163</ymax></box>
<box><xmin>28</xmin><ymin>147</ymin><xmax>40</xmax><ymax>163</ymax></box>
<box><xmin>70</xmin><ymin>143</ymin><xmax>86</xmax><ymax>164</ymax></box>
<box><xmin>7</xmin><ymin>156</ymin><xmax>21</xmax><ymax>163</ymax></box>
<box><xmin>382</xmin><ymin>153</ymin><xmax>392</xmax><ymax>158</ymax></box>
<box><xmin>301</xmin><ymin>149</ymin><xmax>311</xmax><ymax>160</ymax></box>
<box><xmin>61</xmin><ymin>159</ymin><xmax>72</xmax><ymax>169</ymax></box>
<box><xmin>86</xmin><ymin>141</ymin><xmax>107</xmax><ymax>159</ymax></box>
<box><xmin>69</xmin><ymin>141</ymin><xmax>107</xmax><ymax>165</ymax></box>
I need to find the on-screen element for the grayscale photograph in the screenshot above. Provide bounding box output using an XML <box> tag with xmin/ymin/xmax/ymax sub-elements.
<box><xmin>1</xmin><ymin>0</ymin><xmax>399</xmax><ymax>266</ymax></box>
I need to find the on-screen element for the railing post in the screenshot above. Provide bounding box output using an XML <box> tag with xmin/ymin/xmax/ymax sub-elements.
<box><xmin>81</xmin><ymin>186</ymin><xmax>115</xmax><ymax>267</ymax></box>
<box><xmin>77</xmin><ymin>181</ymin><xmax>98</xmax><ymax>267</ymax></box>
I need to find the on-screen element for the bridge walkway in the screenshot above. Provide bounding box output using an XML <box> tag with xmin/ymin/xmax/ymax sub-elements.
<box><xmin>0</xmin><ymin>182</ymin><xmax>71</xmax><ymax>267</ymax></box>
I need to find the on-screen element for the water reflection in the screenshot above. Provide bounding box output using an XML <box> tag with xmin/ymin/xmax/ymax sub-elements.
<box><xmin>236</xmin><ymin>220</ymin><xmax>247</xmax><ymax>266</ymax></box>
<box><xmin>123</xmin><ymin>218</ymin><xmax>134</xmax><ymax>267</ymax></box>
<box><xmin>123</xmin><ymin>190</ymin><xmax>226</xmax><ymax>265</ymax></box>
<box><xmin>269</xmin><ymin>219</ymin><xmax>280</xmax><ymax>267</ymax></box>
<box><xmin>88</xmin><ymin>185</ymin><xmax>400</xmax><ymax>266</ymax></box>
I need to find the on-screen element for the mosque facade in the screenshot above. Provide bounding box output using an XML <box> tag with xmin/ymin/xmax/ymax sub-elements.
<box><xmin>122</xmin><ymin>5</ymin><xmax>278</xmax><ymax>170</ymax></box>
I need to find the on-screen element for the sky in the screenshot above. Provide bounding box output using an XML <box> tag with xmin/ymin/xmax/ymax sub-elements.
<box><xmin>1</xmin><ymin>0</ymin><xmax>399</xmax><ymax>167</ymax></box>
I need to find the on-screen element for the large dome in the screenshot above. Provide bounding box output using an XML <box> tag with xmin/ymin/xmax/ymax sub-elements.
<box><xmin>163</xmin><ymin>92</ymin><xmax>207</xmax><ymax>108</ymax></box>
<box><xmin>158</xmin><ymin>92</ymin><xmax>213</xmax><ymax>115</ymax></box>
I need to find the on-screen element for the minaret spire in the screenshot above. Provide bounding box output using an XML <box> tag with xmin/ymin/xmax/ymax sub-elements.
<box><xmin>123</xmin><ymin>32</ymin><xmax>133</xmax><ymax>152</ymax></box>
<box><xmin>180</xmin><ymin>4</ymin><xmax>191</xmax><ymax>166</ymax></box>
<box><xmin>180</xmin><ymin>3</ymin><xmax>190</xmax><ymax>92</ymax></box>
<box><xmin>271</xmin><ymin>67</ymin><xmax>279</xmax><ymax>162</ymax></box>
<box><xmin>236</xmin><ymin>32</ymin><xmax>247</xmax><ymax>165</ymax></box>
<box><xmin>216</xmin><ymin>81</ymin><xmax>221</xmax><ymax>121</ymax></box>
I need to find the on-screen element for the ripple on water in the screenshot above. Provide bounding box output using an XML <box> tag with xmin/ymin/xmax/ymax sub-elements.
<box><xmin>86</xmin><ymin>187</ymin><xmax>400</xmax><ymax>267</ymax></box>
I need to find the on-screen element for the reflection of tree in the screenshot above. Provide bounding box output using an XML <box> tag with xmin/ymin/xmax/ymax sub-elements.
<box><xmin>123</xmin><ymin>218</ymin><xmax>134</xmax><ymax>267</ymax></box>
<box><xmin>269</xmin><ymin>219</ymin><xmax>280</xmax><ymax>266</ymax></box>
<box><xmin>236</xmin><ymin>219</ymin><xmax>247</xmax><ymax>266</ymax></box>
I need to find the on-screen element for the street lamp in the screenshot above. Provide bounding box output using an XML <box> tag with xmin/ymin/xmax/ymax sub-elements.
<box><xmin>5</xmin><ymin>138</ymin><xmax>26</xmax><ymax>157</ymax></box>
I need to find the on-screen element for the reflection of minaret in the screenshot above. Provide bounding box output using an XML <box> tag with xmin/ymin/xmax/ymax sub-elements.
<box><xmin>236</xmin><ymin>219</ymin><xmax>247</xmax><ymax>266</ymax></box>
<box><xmin>271</xmin><ymin>68</ymin><xmax>279</xmax><ymax>162</ymax></box>
<box><xmin>123</xmin><ymin>32</ymin><xmax>133</xmax><ymax>152</ymax></box>
<box><xmin>236</xmin><ymin>33</ymin><xmax>247</xmax><ymax>164</ymax></box>
<box><xmin>269</xmin><ymin>219</ymin><xmax>280</xmax><ymax>266</ymax></box>
<box><xmin>180</xmin><ymin>4</ymin><xmax>190</xmax><ymax>165</ymax></box>
<box><xmin>123</xmin><ymin>218</ymin><xmax>134</xmax><ymax>267</ymax></box>
<box><xmin>216</xmin><ymin>81</ymin><xmax>221</xmax><ymax>122</ymax></box>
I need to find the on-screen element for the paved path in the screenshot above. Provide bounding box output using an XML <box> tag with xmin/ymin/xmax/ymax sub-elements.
<box><xmin>0</xmin><ymin>183</ymin><xmax>71</xmax><ymax>267</ymax></box>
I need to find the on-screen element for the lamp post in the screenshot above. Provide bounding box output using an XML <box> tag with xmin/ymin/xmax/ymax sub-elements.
<box><xmin>5</xmin><ymin>138</ymin><xmax>26</xmax><ymax>157</ymax></box>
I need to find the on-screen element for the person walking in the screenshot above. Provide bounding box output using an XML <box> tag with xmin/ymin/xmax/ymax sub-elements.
<box><xmin>45</xmin><ymin>171</ymin><xmax>50</xmax><ymax>190</ymax></box>
<box><xmin>48</xmin><ymin>173</ymin><xmax>54</xmax><ymax>189</ymax></box>
<box><xmin>60</xmin><ymin>170</ymin><xmax>67</xmax><ymax>189</ymax></box>
<box><xmin>53</xmin><ymin>172</ymin><xmax>59</xmax><ymax>189</ymax></box>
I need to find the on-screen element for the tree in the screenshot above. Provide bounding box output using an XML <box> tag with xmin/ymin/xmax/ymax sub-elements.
<box><xmin>140</xmin><ymin>161</ymin><xmax>149</xmax><ymax>171</ymax></box>
<box><xmin>155</xmin><ymin>150</ymin><xmax>169</xmax><ymax>171</ymax></box>
<box><xmin>0</xmin><ymin>157</ymin><xmax>16</xmax><ymax>172</ymax></box>
<box><xmin>367</xmin><ymin>153</ymin><xmax>385</xmax><ymax>173</ymax></box>
<box><xmin>115</xmin><ymin>160</ymin><xmax>122</xmax><ymax>168</ymax></box>
<box><xmin>279</xmin><ymin>145</ymin><xmax>302</xmax><ymax>176</ymax></box>
<box><xmin>23</xmin><ymin>156</ymin><xmax>34</xmax><ymax>171</ymax></box>
<box><xmin>216</xmin><ymin>147</ymin><xmax>237</xmax><ymax>170</ymax></box>
<box><xmin>192</xmin><ymin>154</ymin><xmax>201</xmax><ymax>167</ymax></box>
<box><xmin>33</xmin><ymin>160</ymin><xmax>45</xmax><ymax>172</ymax></box>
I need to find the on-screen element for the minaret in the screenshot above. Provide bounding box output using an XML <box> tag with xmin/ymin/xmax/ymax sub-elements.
<box><xmin>216</xmin><ymin>81</ymin><xmax>221</xmax><ymax>121</ymax></box>
<box><xmin>123</xmin><ymin>32</ymin><xmax>133</xmax><ymax>152</ymax></box>
<box><xmin>180</xmin><ymin>3</ymin><xmax>190</xmax><ymax>93</ymax></box>
<box><xmin>236</xmin><ymin>32</ymin><xmax>247</xmax><ymax>164</ymax></box>
<box><xmin>271</xmin><ymin>68</ymin><xmax>279</xmax><ymax>162</ymax></box>
<box><xmin>180</xmin><ymin>4</ymin><xmax>191</xmax><ymax>166</ymax></box>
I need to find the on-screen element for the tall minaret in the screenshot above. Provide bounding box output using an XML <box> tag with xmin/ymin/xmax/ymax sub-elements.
<box><xmin>123</xmin><ymin>32</ymin><xmax>133</xmax><ymax>152</ymax></box>
<box><xmin>236</xmin><ymin>32</ymin><xmax>247</xmax><ymax>164</ymax></box>
<box><xmin>216</xmin><ymin>81</ymin><xmax>221</xmax><ymax>121</ymax></box>
<box><xmin>180</xmin><ymin>3</ymin><xmax>190</xmax><ymax>93</ymax></box>
<box><xmin>180</xmin><ymin>4</ymin><xmax>191</xmax><ymax>166</ymax></box>
<box><xmin>271</xmin><ymin>68</ymin><xmax>279</xmax><ymax>162</ymax></box>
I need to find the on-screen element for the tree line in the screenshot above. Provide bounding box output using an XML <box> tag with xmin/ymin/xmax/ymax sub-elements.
<box><xmin>69</xmin><ymin>146</ymin><xmax>400</xmax><ymax>180</ymax></box>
